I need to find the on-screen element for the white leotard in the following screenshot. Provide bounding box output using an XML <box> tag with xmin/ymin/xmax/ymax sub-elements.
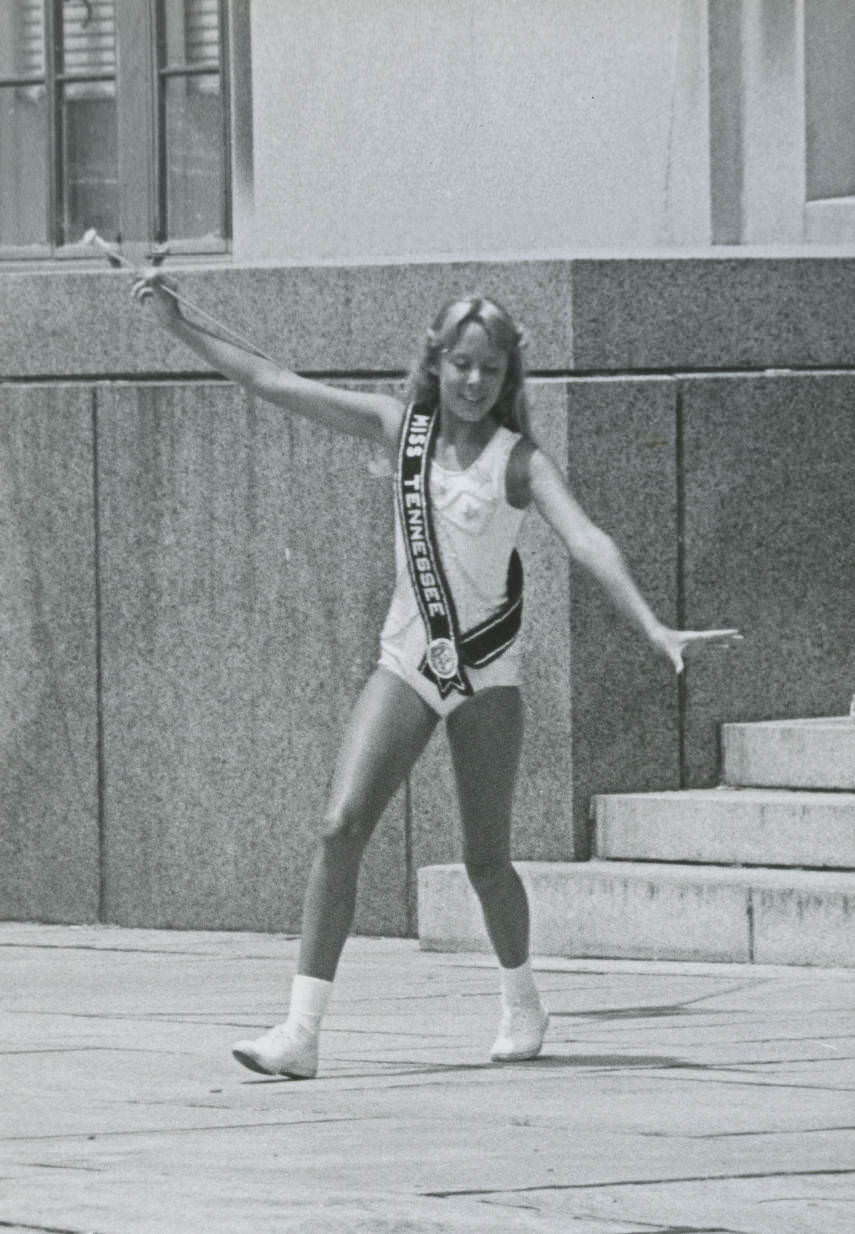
<box><xmin>378</xmin><ymin>426</ymin><xmax>527</xmax><ymax>716</ymax></box>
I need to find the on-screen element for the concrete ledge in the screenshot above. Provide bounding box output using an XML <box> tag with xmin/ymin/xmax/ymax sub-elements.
<box><xmin>753</xmin><ymin>880</ymin><xmax>855</xmax><ymax>965</ymax></box>
<box><xmin>723</xmin><ymin>716</ymin><xmax>855</xmax><ymax>789</ymax></box>
<box><xmin>4</xmin><ymin>254</ymin><xmax>855</xmax><ymax>379</ymax></box>
<box><xmin>594</xmin><ymin>788</ymin><xmax>855</xmax><ymax>868</ymax></box>
<box><xmin>419</xmin><ymin>862</ymin><xmax>750</xmax><ymax>963</ymax></box>
<box><xmin>418</xmin><ymin>862</ymin><xmax>855</xmax><ymax>966</ymax></box>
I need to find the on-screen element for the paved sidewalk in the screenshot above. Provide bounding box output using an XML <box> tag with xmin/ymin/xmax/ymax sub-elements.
<box><xmin>1</xmin><ymin>923</ymin><xmax>853</xmax><ymax>1233</ymax></box>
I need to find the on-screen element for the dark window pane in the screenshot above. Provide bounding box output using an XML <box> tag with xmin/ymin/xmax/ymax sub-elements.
<box><xmin>0</xmin><ymin>1</ymin><xmax>46</xmax><ymax>246</ymax></box>
<box><xmin>0</xmin><ymin>83</ymin><xmax>48</xmax><ymax>245</ymax></box>
<box><xmin>164</xmin><ymin>72</ymin><xmax>224</xmax><ymax>239</ymax></box>
<box><xmin>56</xmin><ymin>1</ymin><xmax>118</xmax><ymax>244</ymax></box>
<box><xmin>805</xmin><ymin>0</ymin><xmax>855</xmax><ymax>199</ymax></box>
<box><xmin>60</xmin><ymin>86</ymin><xmax>119</xmax><ymax>243</ymax></box>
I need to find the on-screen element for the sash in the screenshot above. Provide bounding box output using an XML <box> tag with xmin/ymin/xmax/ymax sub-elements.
<box><xmin>396</xmin><ymin>402</ymin><xmax>524</xmax><ymax>700</ymax></box>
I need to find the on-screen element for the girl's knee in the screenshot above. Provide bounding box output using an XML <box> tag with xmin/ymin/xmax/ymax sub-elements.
<box><xmin>464</xmin><ymin>853</ymin><xmax>514</xmax><ymax>894</ymax></box>
<box><xmin>320</xmin><ymin>800</ymin><xmax>371</xmax><ymax>850</ymax></box>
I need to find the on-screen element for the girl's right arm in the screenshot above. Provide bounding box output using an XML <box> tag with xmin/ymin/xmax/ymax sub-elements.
<box><xmin>133</xmin><ymin>270</ymin><xmax>403</xmax><ymax>449</ymax></box>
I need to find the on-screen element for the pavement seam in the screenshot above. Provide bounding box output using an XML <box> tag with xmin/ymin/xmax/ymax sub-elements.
<box><xmin>422</xmin><ymin>1165</ymin><xmax>855</xmax><ymax>1198</ymax></box>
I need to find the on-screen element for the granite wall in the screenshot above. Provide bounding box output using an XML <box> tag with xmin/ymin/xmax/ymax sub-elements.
<box><xmin>1</xmin><ymin>255</ymin><xmax>853</xmax><ymax>932</ymax></box>
<box><xmin>95</xmin><ymin>383</ymin><xmax>396</xmax><ymax>932</ymax></box>
<box><xmin>0</xmin><ymin>387</ymin><xmax>99</xmax><ymax>923</ymax></box>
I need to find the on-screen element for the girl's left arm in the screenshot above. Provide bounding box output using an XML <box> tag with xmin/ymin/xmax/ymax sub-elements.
<box><xmin>518</xmin><ymin>445</ymin><xmax>741</xmax><ymax>674</ymax></box>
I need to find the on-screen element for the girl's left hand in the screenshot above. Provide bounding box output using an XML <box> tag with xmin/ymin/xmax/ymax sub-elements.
<box><xmin>131</xmin><ymin>268</ymin><xmax>182</xmax><ymax>329</ymax></box>
<box><xmin>651</xmin><ymin>626</ymin><xmax>743</xmax><ymax>675</ymax></box>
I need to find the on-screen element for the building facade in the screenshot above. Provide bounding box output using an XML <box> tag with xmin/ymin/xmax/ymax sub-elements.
<box><xmin>3</xmin><ymin>1</ymin><xmax>855</xmax><ymax>261</ymax></box>
<box><xmin>1</xmin><ymin>1</ymin><xmax>853</xmax><ymax>934</ymax></box>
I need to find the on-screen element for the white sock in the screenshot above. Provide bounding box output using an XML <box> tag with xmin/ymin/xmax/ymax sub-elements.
<box><xmin>285</xmin><ymin>974</ymin><xmax>333</xmax><ymax>1037</ymax></box>
<box><xmin>498</xmin><ymin>958</ymin><xmax>542</xmax><ymax>1009</ymax></box>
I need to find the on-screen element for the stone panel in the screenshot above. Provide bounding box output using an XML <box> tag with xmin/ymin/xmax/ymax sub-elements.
<box><xmin>0</xmin><ymin>261</ymin><xmax>573</xmax><ymax>381</ymax></box>
<box><xmin>0</xmin><ymin>386</ymin><xmax>99</xmax><ymax>922</ymax></box>
<box><xmin>97</xmin><ymin>382</ymin><xmax>407</xmax><ymax>933</ymax></box>
<box><xmin>570</xmin><ymin>256</ymin><xmax>855</xmax><ymax>370</ymax></box>
<box><xmin>411</xmin><ymin>377</ymin><xmax>681</xmax><ymax>892</ymax></box>
<box><xmin>566</xmin><ymin>378</ymin><xmax>681</xmax><ymax>852</ymax></box>
<box><xmin>681</xmin><ymin>373</ymin><xmax>855</xmax><ymax>786</ymax></box>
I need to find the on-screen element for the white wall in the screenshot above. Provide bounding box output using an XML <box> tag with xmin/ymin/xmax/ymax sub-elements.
<box><xmin>245</xmin><ymin>0</ymin><xmax>711</xmax><ymax>262</ymax></box>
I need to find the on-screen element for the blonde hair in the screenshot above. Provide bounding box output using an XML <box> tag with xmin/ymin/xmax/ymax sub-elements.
<box><xmin>406</xmin><ymin>296</ymin><xmax>532</xmax><ymax>438</ymax></box>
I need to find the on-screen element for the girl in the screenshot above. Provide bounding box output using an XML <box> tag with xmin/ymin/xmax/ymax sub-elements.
<box><xmin>132</xmin><ymin>275</ymin><xmax>739</xmax><ymax>1078</ymax></box>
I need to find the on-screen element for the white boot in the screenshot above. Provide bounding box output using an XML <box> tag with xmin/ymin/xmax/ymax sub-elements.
<box><xmin>490</xmin><ymin>958</ymin><xmax>548</xmax><ymax>1062</ymax></box>
<box><xmin>232</xmin><ymin>975</ymin><xmax>332</xmax><ymax>1078</ymax></box>
<box><xmin>231</xmin><ymin>1019</ymin><xmax>319</xmax><ymax>1078</ymax></box>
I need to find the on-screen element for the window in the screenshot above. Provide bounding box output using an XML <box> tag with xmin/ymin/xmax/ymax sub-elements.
<box><xmin>804</xmin><ymin>0</ymin><xmax>855</xmax><ymax>242</ymax></box>
<box><xmin>708</xmin><ymin>0</ymin><xmax>855</xmax><ymax>245</ymax></box>
<box><xmin>0</xmin><ymin>0</ymin><xmax>231</xmax><ymax>257</ymax></box>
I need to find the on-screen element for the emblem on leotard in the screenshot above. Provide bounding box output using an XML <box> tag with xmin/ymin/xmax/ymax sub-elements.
<box><xmin>427</xmin><ymin>637</ymin><xmax>459</xmax><ymax>680</ymax></box>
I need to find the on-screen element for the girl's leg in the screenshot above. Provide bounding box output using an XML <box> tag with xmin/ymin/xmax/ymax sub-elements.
<box><xmin>299</xmin><ymin>666</ymin><xmax>438</xmax><ymax>981</ymax></box>
<box><xmin>446</xmin><ymin>686</ymin><xmax>528</xmax><ymax>966</ymax></box>
<box><xmin>446</xmin><ymin>686</ymin><xmax>548</xmax><ymax>1061</ymax></box>
<box><xmin>232</xmin><ymin>667</ymin><xmax>438</xmax><ymax>1076</ymax></box>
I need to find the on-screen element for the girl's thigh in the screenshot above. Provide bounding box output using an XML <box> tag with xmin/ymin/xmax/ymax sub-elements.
<box><xmin>323</xmin><ymin>666</ymin><xmax>439</xmax><ymax>838</ymax></box>
<box><xmin>445</xmin><ymin>686</ymin><xmax>524</xmax><ymax>859</ymax></box>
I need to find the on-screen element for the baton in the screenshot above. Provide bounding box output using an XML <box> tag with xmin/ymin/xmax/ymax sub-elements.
<box><xmin>82</xmin><ymin>228</ymin><xmax>277</xmax><ymax>363</ymax></box>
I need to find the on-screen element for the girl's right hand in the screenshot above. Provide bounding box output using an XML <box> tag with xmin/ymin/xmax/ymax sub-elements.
<box><xmin>132</xmin><ymin>268</ymin><xmax>182</xmax><ymax>329</ymax></box>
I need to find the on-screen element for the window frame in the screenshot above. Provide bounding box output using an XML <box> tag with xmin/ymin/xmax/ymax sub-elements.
<box><xmin>0</xmin><ymin>0</ymin><xmax>241</xmax><ymax>264</ymax></box>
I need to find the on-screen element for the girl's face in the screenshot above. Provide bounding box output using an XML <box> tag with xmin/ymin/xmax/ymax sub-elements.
<box><xmin>435</xmin><ymin>321</ymin><xmax>509</xmax><ymax>424</ymax></box>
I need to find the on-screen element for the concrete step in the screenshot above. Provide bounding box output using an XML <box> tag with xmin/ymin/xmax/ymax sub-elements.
<box><xmin>418</xmin><ymin>861</ymin><xmax>855</xmax><ymax>967</ymax></box>
<box><xmin>722</xmin><ymin>716</ymin><xmax>855</xmax><ymax>790</ymax></box>
<box><xmin>593</xmin><ymin>787</ymin><xmax>855</xmax><ymax>869</ymax></box>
